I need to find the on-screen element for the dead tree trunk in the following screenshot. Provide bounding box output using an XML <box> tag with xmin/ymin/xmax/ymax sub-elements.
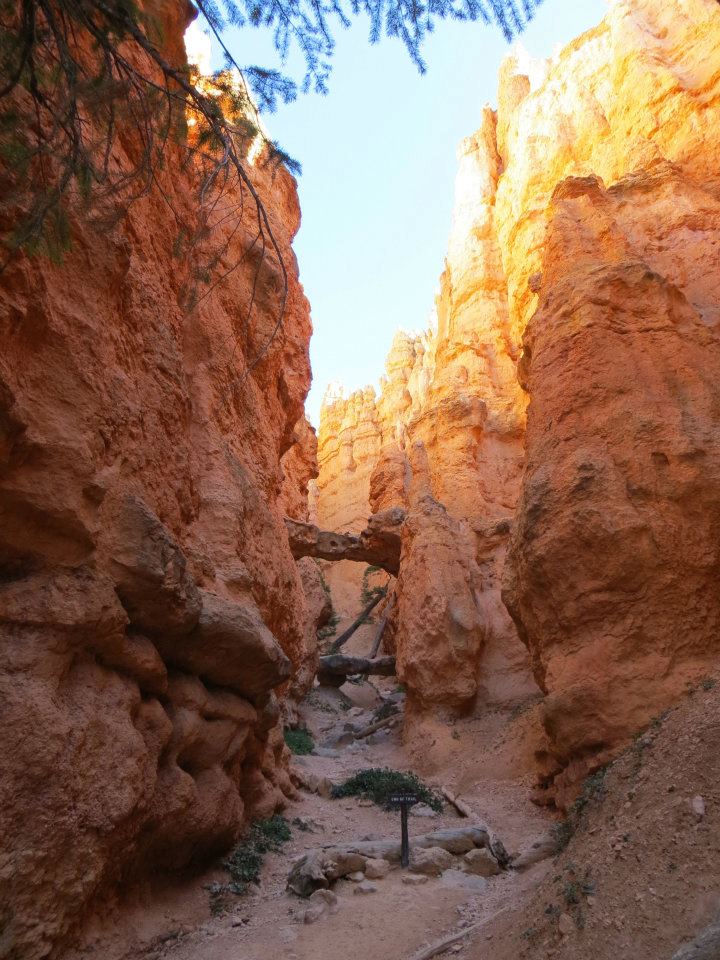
<box><xmin>328</xmin><ymin>589</ymin><xmax>387</xmax><ymax>654</ymax></box>
<box><xmin>317</xmin><ymin>654</ymin><xmax>396</xmax><ymax>687</ymax></box>
<box><xmin>367</xmin><ymin>593</ymin><xmax>394</xmax><ymax>660</ymax></box>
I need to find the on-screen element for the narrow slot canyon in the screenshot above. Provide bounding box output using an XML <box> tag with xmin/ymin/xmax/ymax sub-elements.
<box><xmin>1</xmin><ymin>1</ymin><xmax>720</xmax><ymax>959</ymax></box>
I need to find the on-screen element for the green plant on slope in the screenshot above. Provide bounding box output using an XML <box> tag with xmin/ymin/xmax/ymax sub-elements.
<box><xmin>552</xmin><ymin>766</ymin><xmax>609</xmax><ymax>851</ymax></box>
<box><xmin>284</xmin><ymin>727</ymin><xmax>315</xmax><ymax>755</ymax></box>
<box><xmin>207</xmin><ymin>815</ymin><xmax>291</xmax><ymax>913</ymax></box>
<box><xmin>331</xmin><ymin>767</ymin><xmax>442</xmax><ymax>812</ymax></box>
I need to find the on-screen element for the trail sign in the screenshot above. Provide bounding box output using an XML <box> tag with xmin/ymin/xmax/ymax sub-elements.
<box><xmin>389</xmin><ymin>793</ymin><xmax>418</xmax><ymax>867</ymax></box>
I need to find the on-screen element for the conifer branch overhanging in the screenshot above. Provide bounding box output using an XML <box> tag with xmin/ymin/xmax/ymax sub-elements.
<box><xmin>0</xmin><ymin>0</ymin><xmax>541</xmax><ymax>374</ymax></box>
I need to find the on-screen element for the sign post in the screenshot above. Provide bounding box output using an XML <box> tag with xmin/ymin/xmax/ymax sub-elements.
<box><xmin>389</xmin><ymin>793</ymin><xmax>418</xmax><ymax>868</ymax></box>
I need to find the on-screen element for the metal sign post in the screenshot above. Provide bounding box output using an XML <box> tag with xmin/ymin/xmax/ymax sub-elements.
<box><xmin>389</xmin><ymin>793</ymin><xmax>418</xmax><ymax>868</ymax></box>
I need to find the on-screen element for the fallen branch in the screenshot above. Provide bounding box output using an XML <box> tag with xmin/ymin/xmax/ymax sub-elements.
<box><xmin>329</xmin><ymin>590</ymin><xmax>387</xmax><ymax>653</ymax></box>
<box><xmin>367</xmin><ymin>593</ymin><xmax>394</xmax><ymax>660</ymax></box>
<box><xmin>441</xmin><ymin>786</ymin><xmax>474</xmax><ymax>819</ymax></box>
<box><xmin>353</xmin><ymin>714</ymin><xmax>397</xmax><ymax>740</ymax></box>
<box><xmin>410</xmin><ymin>922</ymin><xmax>483</xmax><ymax>960</ymax></box>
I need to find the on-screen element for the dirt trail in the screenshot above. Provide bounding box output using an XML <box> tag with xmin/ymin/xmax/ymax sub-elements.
<box><xmin>69</xmin><ymin>679</ymin><xmax>554</xmax><ymax>960</ymax></box>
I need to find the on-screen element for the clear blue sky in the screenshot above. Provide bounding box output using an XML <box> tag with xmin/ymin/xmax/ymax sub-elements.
<box><xmin>207</xmin><ymin>0</ymin><xmax>608</xmax><ymax>425</ymax></box>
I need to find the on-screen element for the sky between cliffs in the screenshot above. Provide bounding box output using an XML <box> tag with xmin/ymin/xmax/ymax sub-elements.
<box><xmin>189</xmin><ymin>0</ymin><xmax>607</xmax><ymax>427</ymax></box>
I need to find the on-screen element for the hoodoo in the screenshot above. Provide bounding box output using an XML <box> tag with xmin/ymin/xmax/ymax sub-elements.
<box><xmin>2</xmin><ymin>0</ymin><xmax>720</xmax><ymax>957</ymax></box>
<box><xmin>314</xmin><ymin>0</ymin><xmax>720</xmax><ymax>805</ymax></box>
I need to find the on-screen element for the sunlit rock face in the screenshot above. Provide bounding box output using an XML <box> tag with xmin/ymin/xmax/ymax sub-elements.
<box><xmin>316</xmin><ymin>0</ymin><xmax>720</xmax><ymax>799</ymax></box>
<box><xmin>502</xmin><ymin>0</ymin><xmax>720</xmax><ymax>807</ymax></box>
<box><xmin>0</xmin><ymin>4</ymin><xmax>315</xmax><ymax>955</ymax></box>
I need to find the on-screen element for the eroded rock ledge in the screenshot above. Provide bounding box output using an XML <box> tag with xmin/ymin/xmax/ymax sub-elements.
<box><xmin>285</xmin><ymin>507</ymin><xmax>405</xmax><ymax>575</ymax></box>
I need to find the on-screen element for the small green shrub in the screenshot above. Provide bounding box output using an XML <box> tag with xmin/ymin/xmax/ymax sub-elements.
<box><xmin>331</xmin><ymin>767</ymin><xmax>443</xmax><ymax>812</ymax></box>
<box><xmin>552</xmin><ymin>766</ymin><xmax>609</xmax><ymax>851</ymax></box>
<box><xmin>223</xmin><ymin>815</ymin><xmax>291</xmax><ymax>893</ymax></box>
<box><xmin>284</xmin><ymin>727</ymin><xmax>315</xmax><ymax>755</ymax></box>
<box><xmin>207</xmin><ymin>815</ymin><xmax>291</xmax><ymax>913</ymax></box>
<box><xmin>360</xmin><ymin>565</ymin><xmax>386</xmax><ymax>609</ymax></box>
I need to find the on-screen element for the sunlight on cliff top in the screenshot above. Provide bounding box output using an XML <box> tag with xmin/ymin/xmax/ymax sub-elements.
<box><xmin>183</xmin><ymin>21</ymin><xmax>265</xmax><ymax>165</ymax></box>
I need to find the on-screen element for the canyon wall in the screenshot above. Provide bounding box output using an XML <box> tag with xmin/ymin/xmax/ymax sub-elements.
<box><xmin>0</xmin><ymin>3</ymin><xmax>317</xmax><ymax>956</ymax></box>
<box><xmin>315</xmin><ymin>0</ymin><xmax>720</xmax><ymax>803</ymax></box>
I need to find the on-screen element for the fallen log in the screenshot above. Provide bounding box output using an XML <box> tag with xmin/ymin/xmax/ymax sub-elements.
<box><xmin>353</xmin><ymin>714</ymin><xmax>397</xmax><ymax>740</ymax></box>
<box><xmin>410</xmin><ymin>923</ymin><xmax>483</xmax><ymax>960</ymax></box>
<box><xmin>317</xmin><ymin>654</ymin><xmax>396</xmax><ymax>687</ymax></box>
<box><xmin>329</xmin><ymin>590</ymin><xmax>387</xmax><ymax>653</ymax></box>
<box><xmin>367</xmin><ymin>593</ymin><xmax>394</xmax><ymax>660</ymax></box>
<box><xmin>287</xmin><ymin>825</ymin><xmax>492</xmax><ymax>897</ymax></box>
<box><xmin>441</xmin><ymin>786</ymin><xmax>474</xmax><ymax>819</ymax></box>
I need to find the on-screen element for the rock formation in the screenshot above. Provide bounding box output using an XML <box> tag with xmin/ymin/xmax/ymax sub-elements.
<box><xmin>314</xmin><ymin>0</ymin><xmax>720</xmax><ymax>802</ymax></box>
<box><xmin>0</xmin><ymin>4</ymin><xmax>317</xmax><ymax>956</ymax></box>
<box><xmin>286</xmin><ymin>507</ymin><xmax>405</xmax><ymax>575</ymax></box>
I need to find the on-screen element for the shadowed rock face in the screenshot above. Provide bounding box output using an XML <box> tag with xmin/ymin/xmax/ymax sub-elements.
<box><xmin>0</xmin><ymin>1</ymin><xmax>314</xmax><ymax>954</ymax></box>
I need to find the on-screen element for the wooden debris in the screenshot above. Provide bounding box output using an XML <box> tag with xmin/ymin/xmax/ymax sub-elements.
<box><xmin>317</xmin><ymin>654</ymin><xmax>396</xmax><ymax>687</ymax></box>
<box><xmin>441</xmin><ymin>786</ymin><xmax>474</xmax><ymax>819</ymax></box>
<box><xmin>353</xmin><ymin>714</ymin><xmax>397</xmax><ymax>740</ymax></box>
<box><xmin>329</xmin><ymin>590</ymin><xmax>387</xmax><ymax>653</ymax></box>
<box><xmin>409</xmin><ymin>922</ymin><xmax>483</xmax><ymax>960</ymax></box>
<box><xmin>367</xmin><ymin>593</ymin><xmax>395</xmax><ymax>660</ymax></box>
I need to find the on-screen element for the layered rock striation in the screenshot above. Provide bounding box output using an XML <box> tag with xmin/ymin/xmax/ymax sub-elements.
<box><xmin>315</xmin><ymin>0</ymin><xmax>720</xmax><ymax>802</ymax></box>
<box><xmin>0</xmin><ymin>4</ymin><xmax>317</xmax><ymax>956</ymax></box>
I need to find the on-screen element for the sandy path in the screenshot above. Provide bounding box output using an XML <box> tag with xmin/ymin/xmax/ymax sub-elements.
<box><xmin>70</xmin><ymin>682</ymin><xmax>554</xmax><ymax>960</ymax></box>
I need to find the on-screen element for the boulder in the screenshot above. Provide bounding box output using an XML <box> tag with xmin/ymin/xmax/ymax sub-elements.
<box><xmin>109</xmin><ymin>495</ymin><xmax>201</xmax><ymax>636</ymax></box>
<box><xmin>364</xmin><ymin>858</ymin><xmax>391</xmax><ymax>879</ymax></box>
<box><xmin>154</xmin><ymin>591</ymin><xmax>292</xmax><ymax>704</ymax></box>
<box><xmin>463</xmin><ymin>848</ymin><xmax>500</xmax><ymax>877</ymax></box>
<box><xmin>411</xmin><ymin>846</ymin><xmax>454</xmax><ymax>876</ymax></box>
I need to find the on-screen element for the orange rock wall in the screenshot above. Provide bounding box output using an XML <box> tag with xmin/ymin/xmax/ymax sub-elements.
<box><xmin>315</xmin><ymin>0</ymin><xmax>720</xmax><ymax>793</ymax></box>
<box><xmin>502</xmin><ymin>0</ymin><xmax>720</xmax><ymax>804</ymax></box>
<box><xmin>0</xmin><ymin>2</ymin><xmax>316</xmax><ymax>955</ymax></box>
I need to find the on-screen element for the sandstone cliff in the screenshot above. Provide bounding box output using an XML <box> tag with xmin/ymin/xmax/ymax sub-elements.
<box><xmin>315</xmin><ymin>0</ymin><xmax>720</xmax><ymax>804</ymax></box>
<box><xmin>0</xmin><ymin>2</ymin><xmax>316</xmax><ymax>955</ymax></box>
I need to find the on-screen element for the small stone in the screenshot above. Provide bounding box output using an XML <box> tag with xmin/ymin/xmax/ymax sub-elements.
<box><xmin>303</xmin><ymin>907</ymin><xmax>325</xmax><ymax>924</ymax></box>
<box><xmin>353</xmin><ymin>881</ymin><xmax>378</xmax><ymax>895</ymax></box>
<box><xmin>402</xmin><ymin>874</ymin><xmax>429</xmax><ymax>886</ymax></box>
<box><xmin>317</xmin><ymin>777</ymin><xmax>334</xmax><ymax>799</ymax></box>
<box><xmin>463</xmin><ymin>848</ymin><xmax>500</xmax><ymax>877</ymax></box>
<box><xmin>450</xmin><ymin>945</ymin><xmax>463</xmax><ymax>953</ymax></box>
<box><xmin>309</xmin><ymin>890</ymin><xmax>339</xmax><ymax>914</ymax></box>
<box><xmin>347</xmin><ymin>871</ymin><xmax>365</xmax><ymax>882</ymax></box>
<box><xmin>364</xmin><ymin>858</ymin><xmax>391</xmax><ymax>880</ymax></box>
<box><xmin>410</xmin><ymin>803</ymin><xmax>439</xmax><ymax>818</ymax></box>
<box><xmin>358</xmin><ymin>799</ymin><xmax>374</xmax><ymax>807</ymax></box>
<box><xmin>558</xmin><ymin>913</ymin><xmax>575</xmax><ymax>937</ymax></box>
<box><xmin>440</xmin><ymin>870</ymin><xmax>487</xmax><ymax>892</ymax></box>
<box><xmin>691</xmin><ymin>795</ymin><xmax>706</xmax><ymax>820</ymax></box>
